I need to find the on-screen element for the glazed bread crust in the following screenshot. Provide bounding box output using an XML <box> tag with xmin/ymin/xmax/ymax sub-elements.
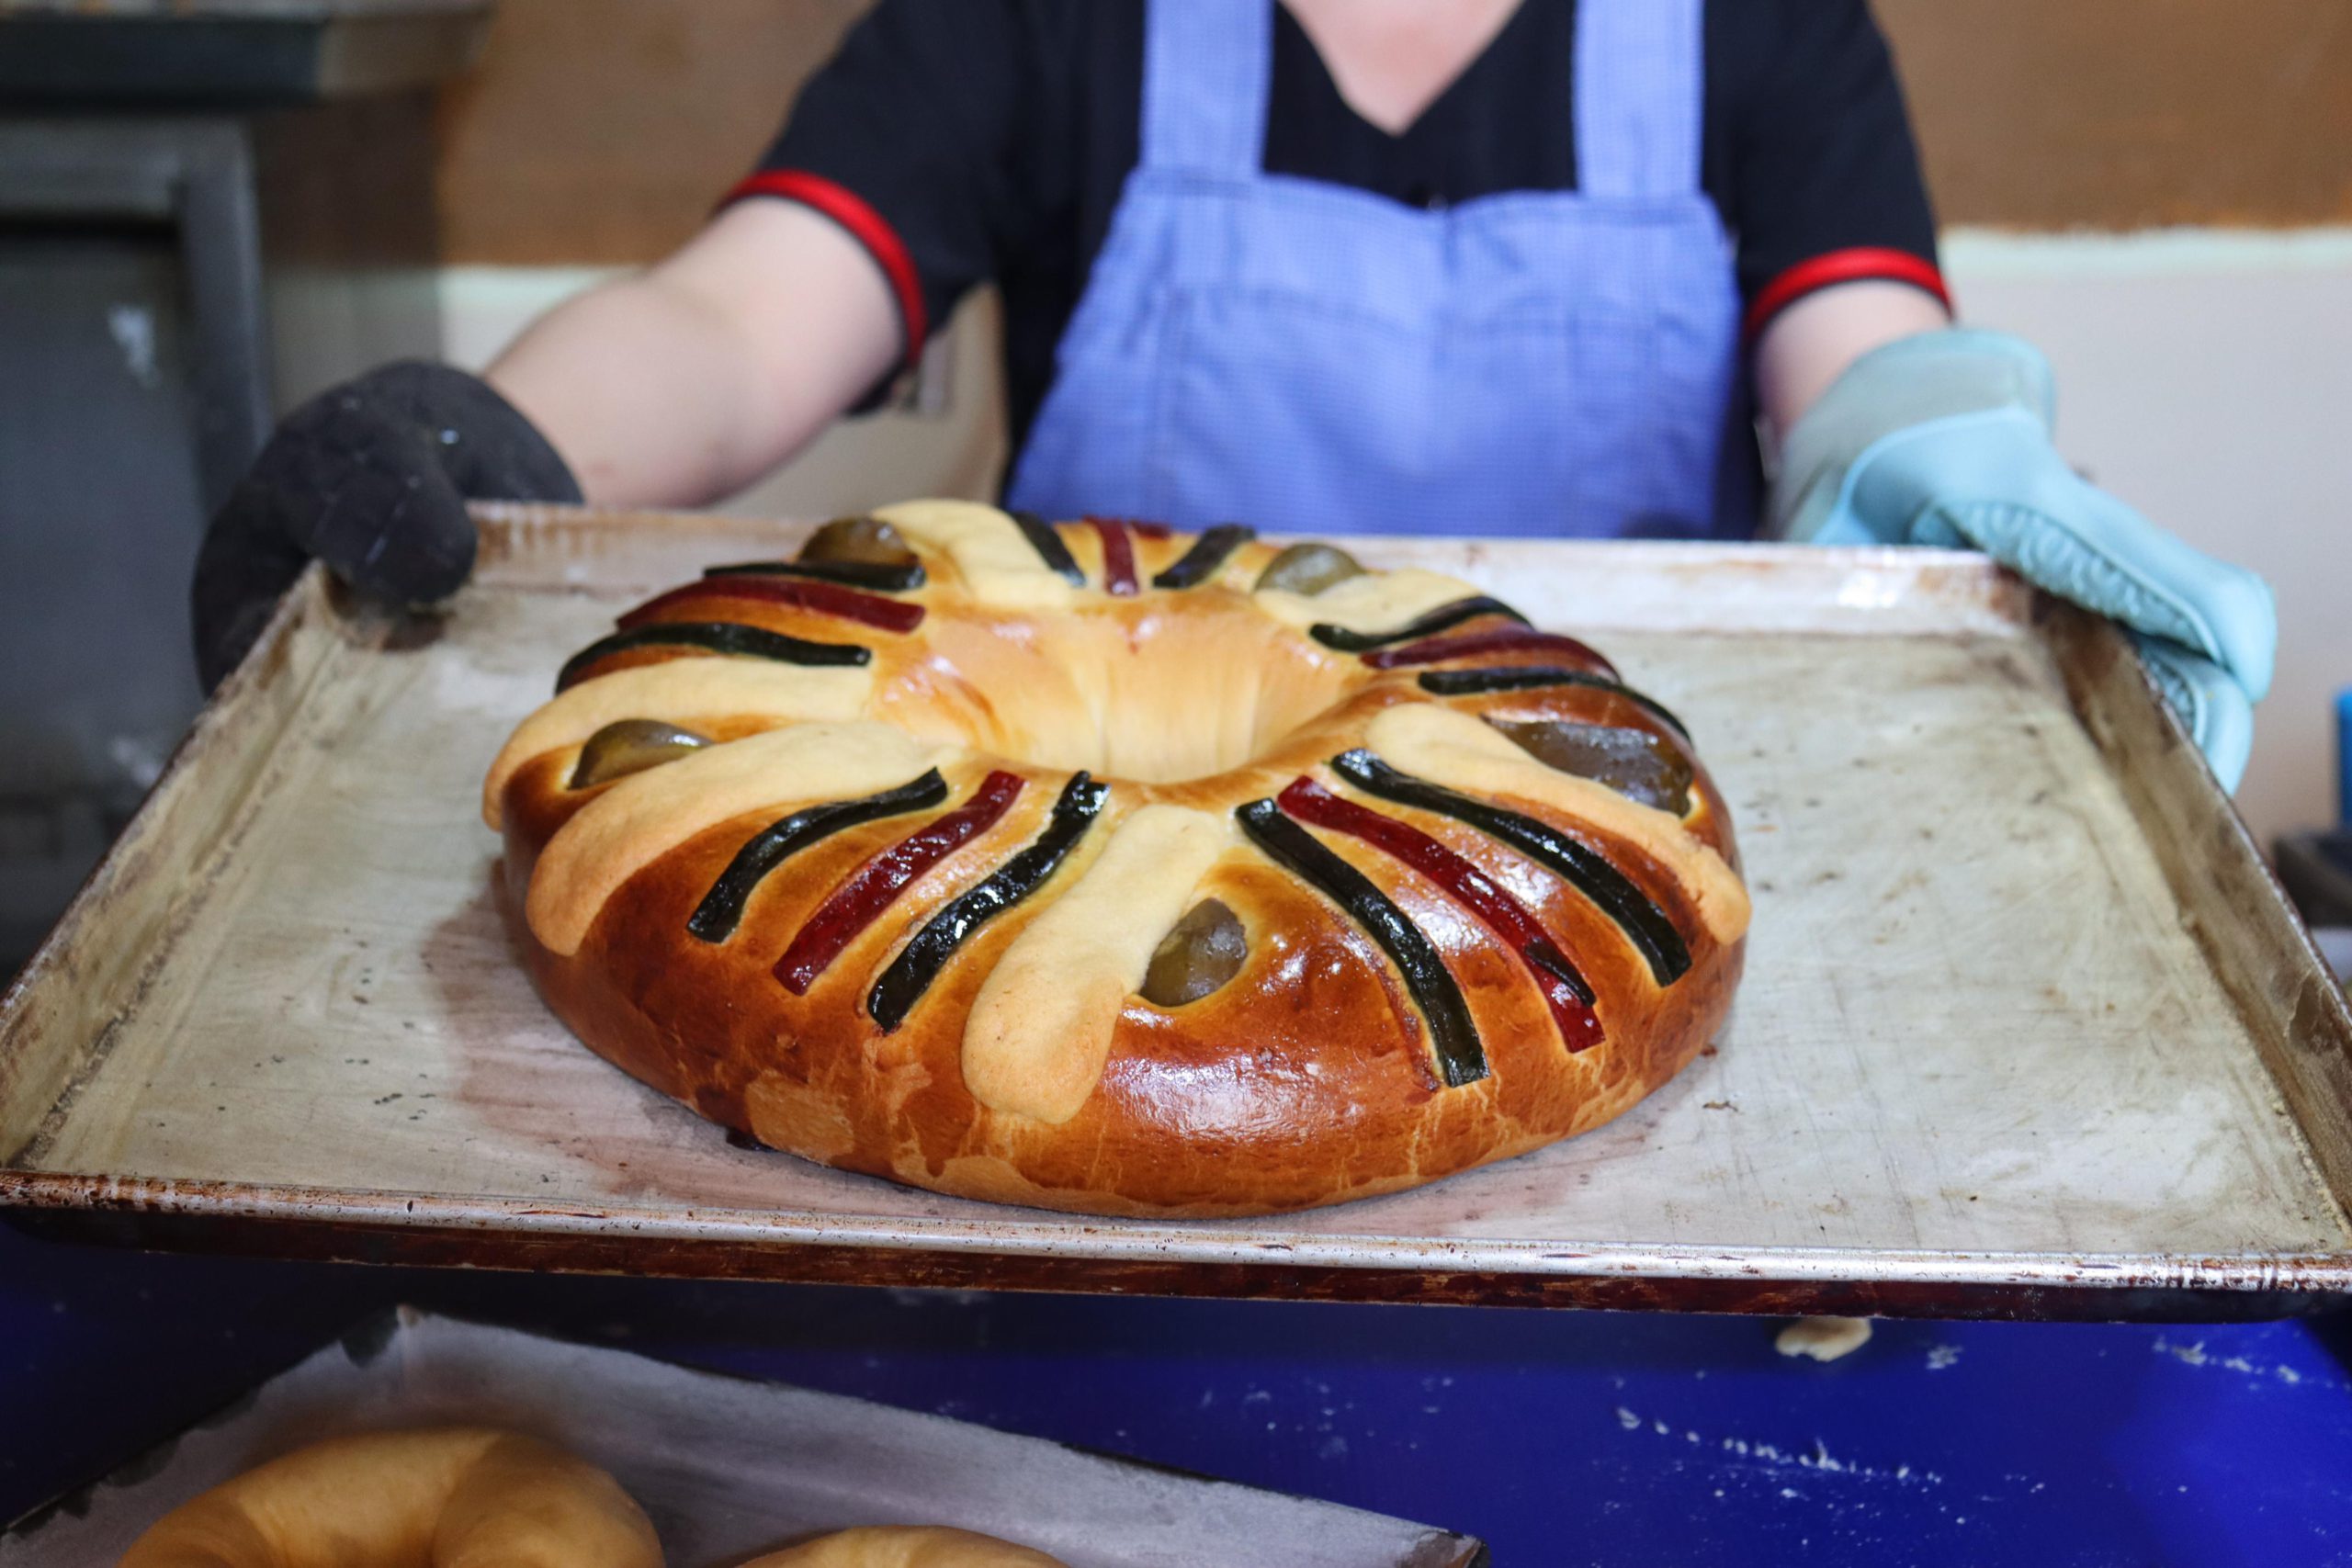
<box><xmin>492</xmin><ymin>507</ymin><xmax>1747</xmax><ymax>1216</ymax></box>
<box><xmin>741</xmin><ymin>1526</ymin><xmax>1067</xmax><ymax>1567</ymax></box>
<box><xmin>118</xmin><ymin>1427</ymin><xmax>662</xmax><ymax>1568</ymax></box>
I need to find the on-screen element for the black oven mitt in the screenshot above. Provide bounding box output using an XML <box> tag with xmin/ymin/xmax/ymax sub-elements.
<box><xmin>191</xmin><ymin>361</ymin><xmax>581</xmax><ymax>692</ymax></box>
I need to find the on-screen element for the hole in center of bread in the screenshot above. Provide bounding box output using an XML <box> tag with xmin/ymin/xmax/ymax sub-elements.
<box><xmin>892</xmin><ymin>589</ymin><xmax>1371</xmax><ymax>785</ymax></box>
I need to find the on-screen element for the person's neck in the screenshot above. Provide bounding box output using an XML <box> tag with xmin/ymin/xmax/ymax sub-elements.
<box><xmin>1279</xmin><ymin>0</ymin><xmax>1526</xmax><ymax>136</ymax></box>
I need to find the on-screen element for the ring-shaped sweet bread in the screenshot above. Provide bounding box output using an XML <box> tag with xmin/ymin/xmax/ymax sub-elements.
<box><xmin>491</xmin><ymin>504</ymin><xmax>1748</xmax><ymax>1214</ymax></box>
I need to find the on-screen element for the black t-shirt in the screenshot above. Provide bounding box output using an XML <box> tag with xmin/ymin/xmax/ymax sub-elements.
<box><xmin>732</xmin><ymin>0</ymin><xmax>1945</xmax><ymax>450</ymax></box>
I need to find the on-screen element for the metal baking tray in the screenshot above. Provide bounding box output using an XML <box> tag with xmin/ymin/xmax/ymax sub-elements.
<box><xmin>4</xmin><ymin>505</ymin><xmax>2348</xmax><ymax>1319</ymax></box>
<box><xmin>0</xmin><ymin>1308</ymin><xmax>1481</xmax><ymax>1566</ymax></box>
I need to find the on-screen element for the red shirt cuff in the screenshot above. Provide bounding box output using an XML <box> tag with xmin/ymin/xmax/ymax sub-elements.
<box><xmin>723</xmin><ymin>170</ymin><xmax>929</xmax><ymax>372</ymax></box>
<box><xmin>1746</xmin><ymin>247</ymin><xmax>1952</xmax><ymax>343</ymax></box>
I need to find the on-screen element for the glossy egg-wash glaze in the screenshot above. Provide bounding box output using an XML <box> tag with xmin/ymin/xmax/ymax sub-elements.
<box><xmin>492</xmin><ymin>511</ymin><xmax>1747</xmax><ymax>1216</ymax></box>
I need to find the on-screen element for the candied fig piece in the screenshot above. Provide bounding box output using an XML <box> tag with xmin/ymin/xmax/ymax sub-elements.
<box><xmin>1140</xmin><ymin>897</ymin><xmax>1250</xmax><ymax>1007</ymax></box>
<box><xmin>1255</xmin><ymin>542</ymin><xmax>1366</xmax><ymax>597</ymax></box>
<box><xmin>1490</xmin><ymin>718</ymin><xmax>1694</xmax><ymax>815</ymax></box>
<box><xmin>800</xmin><ymin>514</ymin><xmax>917</xmax><ymax>568</ymax></box>
<box><xmin>569</xmin><ymin>718</ymin><xmax>712</xmax><ymax>789</ymax></box>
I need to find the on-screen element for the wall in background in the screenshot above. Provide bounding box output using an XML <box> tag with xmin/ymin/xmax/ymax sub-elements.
<box><xmin>259</xmin><ymin>0</ymin><xmax>2352</xmax><ymax>844</ymax></box>
<box><xmin>416</xmin><ymin>0</ymin><xmax>2352</xmax><ymax>263</ymax></box>
<box><xmin>429</xmin><ymin>0</ymin><xmax>862</xmax><ymax>265</ymax></box>
<box><xmin>1885</xmin><ymin>0</ymin><xmax>2352</xmax><ymax>231</ymax></box>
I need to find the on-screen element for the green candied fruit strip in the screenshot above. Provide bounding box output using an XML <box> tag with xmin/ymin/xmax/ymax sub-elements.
<box><xmin>800</xmin><ymin>513</ymin><xmax>919</xmax><ymax>569</ymax></box>
<box><xmin>1416</xmin><ymin>665</ymin><xmax>1689</xmax><ymax>739</ymax></box>
<box><xmin>1140</xmin><ymin>897</ymin><xmax>1250</xmax><ymax>1006</ymax></box>
<box><xmin>568</xmin><ymin>718</ymin><xmax>711</xmax><ymax>789</ymax></box>
<box><xmin>866</xmin><ymin>771</ymin><xmax>1110</xmax><ymax>1032</ymax></box>
<box><xmin>1007</xmin><ymin>510</ymin><xmax>1088</xmax><ymax>585</ymax></box>
<box><xmin>1329</xmin><ymin>748</ymin><xmax>1692</xmax><ymax>987</ymax></box>
<box><xmin>1235</xmin><ymin>796</ymin><xmax>1487</xmax><ymax>1089</ymax></box>
<box><xmin>1254</xmin><ymin>542</ymin><xmax>1366</xmax><ymax>596</ymax></box>
<box><xmin>1153</xmin><ymin>524</ymin><xmax>1259</xmax><ymax>591</ymax></box>
<box><xmin>555</xmin><ymin>622</ymin><xmax>871</xmax><ymax>691</ymax></box>
<box><xmin>1312</xmin><ymin>596</ymin><xmax>1529</xmax><ymax>654</ymax></box>
<box><xmin>685</xmin><ymin>768</ymin><xmax>950</xmax><ymax>943</ymax></box>
<box><xmin>1487</xmin><ymin>718</ymin><xmax>1694</xmax><ymax>816</ymax></box>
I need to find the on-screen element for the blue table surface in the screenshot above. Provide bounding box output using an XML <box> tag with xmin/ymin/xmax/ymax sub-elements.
<box><xmin>5</xmin><ymin>1224</ymin><xmax>2348</xmax><ymax>1566</ymax></box>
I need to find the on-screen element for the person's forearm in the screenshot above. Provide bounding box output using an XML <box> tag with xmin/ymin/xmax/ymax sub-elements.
<box><xmin>486</xmin><ymin>202</ymin><xmax>902</xmax><ymax>509</ymax></box>
<box><xmin>487</xmin><ymin>275</ymin><xmax>787</xmax><ymax>508</ymax></box>
<box><xmin>1752</xmin><ymin>278</ymin><xmax>1953</xmax><ymax>447</ymax></box>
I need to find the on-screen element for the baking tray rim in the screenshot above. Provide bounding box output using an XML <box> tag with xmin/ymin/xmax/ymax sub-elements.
<box><xmin>6</xmin><ymin>518</ymin><xmax>2350</xmax><ymax>1317</ymax></box>
<box><xmin>7</xmin><ymin>1172</ymin><xmax>2348</xmax><ymax>1293</ymax></box>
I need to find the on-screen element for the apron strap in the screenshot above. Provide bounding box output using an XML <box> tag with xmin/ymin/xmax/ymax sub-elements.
<box><xmin>1141</xmin><ymin>0</ymin><xmax>1273</xmax><ymax>177</ymax></box>
<box><xmin>1575</xmin><ymin>0</ymin><xmax>1706</xmax><ymax>199</ymax></box>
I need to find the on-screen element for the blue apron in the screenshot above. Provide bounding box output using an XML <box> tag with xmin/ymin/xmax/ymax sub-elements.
<box><xmin>1003</xmin><ymin>0</ymin><xmax>1749</xmax><ymax>540</ymax></box>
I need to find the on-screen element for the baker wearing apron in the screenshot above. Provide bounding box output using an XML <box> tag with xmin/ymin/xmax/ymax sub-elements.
<box><xmin>1007</xmin><ymin>0</ymin><xmax>1741</xmax><ymax>541</ymax></box>
<box><xmin>194</xmin><ymin>0</ymin><xmax>2274</xmax><ymax>784</ymax></box>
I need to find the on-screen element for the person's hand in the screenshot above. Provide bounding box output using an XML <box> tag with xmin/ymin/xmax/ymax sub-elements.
<box><xmin>1770</xmin><ymin>330</ymin><xmax>2276</xmax><ymax>791</ymax></box>
<box><xmin>191</xmin><ymin>361</ymin><xmax>581</xmax><ymax>692</ymax></box>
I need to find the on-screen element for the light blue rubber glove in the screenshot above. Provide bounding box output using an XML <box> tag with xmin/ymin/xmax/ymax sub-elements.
<box><xmin>1770</xmin><ymin>330</ymin><xmax>2277</xmax><ymax>791</ymax></box>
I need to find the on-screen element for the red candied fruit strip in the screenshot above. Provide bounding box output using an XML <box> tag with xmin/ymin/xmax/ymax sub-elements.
<box><xmin>618</xmin><ymin>576</ymin><xmax>925</xmax><ymax>636</ymax></box>
<box><xmin>1089</xmin><ymin>515</ymin><xmax>1172</xmax><ymax>541</ymax></box>
<box><xmin>1081</xmin><ymin>516</ymin><xmax>1139</xmax><ymax>596</ymax></box>
<box><xmin>774</xmin><ymin>770</ymin><xmax>1026</xmax><ymax>994</ymax></box>
<box><xmin>1277</xmin><ymin>776</ymin><xmax>1605</xmax><ymax>1054</ymax></box>
<box><xmin>1363</xmin><ymin>627</ymin><xmax>1619</xmax><ymax>679</ymax></box>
